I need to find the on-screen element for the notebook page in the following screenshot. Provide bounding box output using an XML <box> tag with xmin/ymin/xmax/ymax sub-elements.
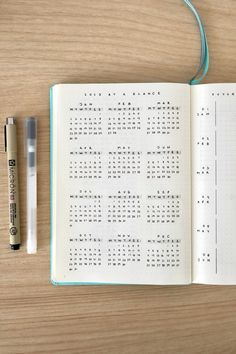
<box><xmin>192</xmin><ymin>84</ymin><xmax>236</xmax><ymax>284</ymax></box>
<box><xmin>51</xmin><ymin>83</ymin><xmax>191</xmax><ymax>285</ymax></box>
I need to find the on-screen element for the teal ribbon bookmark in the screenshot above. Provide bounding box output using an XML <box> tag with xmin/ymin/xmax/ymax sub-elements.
<box><xmin>184</xmin><ymin>0</ymin><xmax>209</xmax><ymax>85</ymax></box>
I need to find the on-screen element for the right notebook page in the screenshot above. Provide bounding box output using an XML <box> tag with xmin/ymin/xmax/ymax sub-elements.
<box><xmin>192</xmin><ymin>83</ymin><xmax>236</xmax><ymax>284</ymax></box>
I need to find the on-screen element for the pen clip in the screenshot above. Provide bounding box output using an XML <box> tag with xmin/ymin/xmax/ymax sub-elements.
<box><xmin>24</xmin><ymin>119</ymin><xmax>27</xmax><ymax>158</ymax></box>
<box><xmin>4</xmin><ymin>125</ymin><xmax>7</xmax><ymax>152</ymax></box>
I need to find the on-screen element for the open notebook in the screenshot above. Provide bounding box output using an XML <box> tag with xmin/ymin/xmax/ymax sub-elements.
<box><xmin>50</xmin><ymin>83</ymin><xmax>236</xmax><ymax>285</ymax></box>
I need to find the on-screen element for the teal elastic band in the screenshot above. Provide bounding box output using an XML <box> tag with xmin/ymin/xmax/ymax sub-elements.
<box><xmin>183</xmin><ymin>0</ymin><xmax>209</xmax><ymax>85</ymax></box>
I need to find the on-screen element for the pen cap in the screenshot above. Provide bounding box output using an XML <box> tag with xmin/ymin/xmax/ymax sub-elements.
<box><xmin>26</xmin><ymin>117</ymin><xmax>37</xmax><ymax>139</ymax></box>
<box><xmin>25</xmin><ymin>117</ymin><xmax>37</xmax><ymax>168</ymax></box>
<box><xmin>5</xmin><ymin>117</ymin><xmax>17</xmax><ymax>152</ymax></box>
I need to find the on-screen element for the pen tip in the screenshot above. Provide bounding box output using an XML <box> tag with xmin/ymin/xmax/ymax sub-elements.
<box><xmin>10</xmin><ymin>244</ymin><xmax>20</xmax><ymax>250</ymax></box>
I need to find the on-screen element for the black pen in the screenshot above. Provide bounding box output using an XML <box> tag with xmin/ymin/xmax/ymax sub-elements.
<box><xmin>4</xmin><ymin>117</ymin><xmax>21</xmax><ymax>250</ymax></box>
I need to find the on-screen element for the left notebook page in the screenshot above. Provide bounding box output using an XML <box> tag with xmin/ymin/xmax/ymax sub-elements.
<box><xmin>51</xmin><ymin>83</ymin><xmax>191</xmax><ymax>285</ymax></box>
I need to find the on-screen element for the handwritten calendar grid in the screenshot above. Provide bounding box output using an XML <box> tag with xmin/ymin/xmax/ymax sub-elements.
<box><xmin>63</xmin><ymin>88</ymin><xmax>188</xmax><ymax>273</ymax></box>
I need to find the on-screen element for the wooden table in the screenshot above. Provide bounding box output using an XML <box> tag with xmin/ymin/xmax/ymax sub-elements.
<box><xmin>0</xmin><ymin>1</ymin><xmax>236</xmax><ymax>353</ymax></box>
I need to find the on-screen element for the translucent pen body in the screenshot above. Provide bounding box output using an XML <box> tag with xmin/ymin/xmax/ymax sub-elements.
<box><xmin>25</xmin><ymin>118</ymin><xmax>37</xmax><ymax>254</ymax></box>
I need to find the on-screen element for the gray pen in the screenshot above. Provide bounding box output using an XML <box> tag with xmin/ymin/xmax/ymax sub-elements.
<box><xmin>25</xmin><ymin>117</ymin><xmax>37</xmax><ymax>254</ymax></box>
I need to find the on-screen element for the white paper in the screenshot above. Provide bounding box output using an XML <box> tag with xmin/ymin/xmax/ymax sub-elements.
<box><xmin>51</xmin><ymin>83</ymin><xmax>191</xmax><ymax>285</ymax></box>
<box><xmin>192</xmin><ymin>84</ymin><xmax>236</xmax><ymax>284</ymax></box>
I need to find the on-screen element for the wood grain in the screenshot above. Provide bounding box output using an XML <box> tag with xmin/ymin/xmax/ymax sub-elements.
<box><xmin>0</xmin><ymin>1</ymin><xmax>236</xmax><ymax>353</ymax></box>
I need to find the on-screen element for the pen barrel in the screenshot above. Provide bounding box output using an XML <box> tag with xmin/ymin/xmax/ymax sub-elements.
<box><xmin>25</xmin><ymin>117</ymin><xmax>37</xmax><ymax>254</ymax></box>
<box><xmin>6</xmin><ymin>148</ymin><xmax>21</xmax><ymax>246</ymax></box>
<box><xmin>26</xmin><ymin>165</ymin><xmax>37</xmax><ymax>254</ymax></box>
